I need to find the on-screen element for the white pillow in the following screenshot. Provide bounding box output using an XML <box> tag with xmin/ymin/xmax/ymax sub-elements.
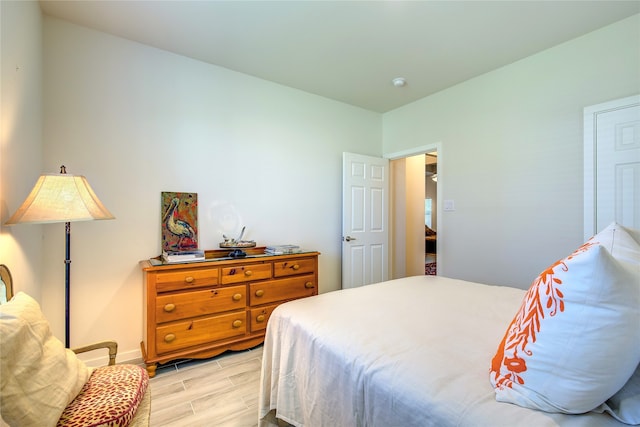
<box><xmin>0</xmin><ymin>292</ymin><xmax>90</xmax><ymax>426</ymax></box>
<box><xmin>621</xmin><ymin>223</ymin><xmax>640</xmax><ymax>245</ymax></box>
<box><xmin>598</xmin><ymin>363</ymin><xmax>640</xmax><ymax>424</ymax></box>
<box><xmin>490</xmin><ymin>232</ymin><xmax>640</xmax><ymax>416</ymax></box>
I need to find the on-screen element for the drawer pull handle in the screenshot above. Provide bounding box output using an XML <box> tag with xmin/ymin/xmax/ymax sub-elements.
<box><xmin>256</xmin><ymin>314</ymin><xmax>266</xmax><ymax>323</ymax></box>
<box><xmin>255</xmin><ymin>289</ymin><xmax>264</xmax><ymax>297</ymax></box>
<box><xmin>232</xmin><ymin>293</ymin><xmax>242</xmax><ymax>301</ymax></box>
<box><xmin>244</xmin><ymin>270</ymin><xmax>253</xmax><ymax>277</ymax></box>
<box><xmin>305</xmin><ymin>282</ymin><xmax>314</xmax><ymax>289</ymax></box>
<box><xmin>163</xmin><ymin>303</ymin><xmax>176</xmax><ymax>312</ymax></box>
<box><xmin>292</xmin><ymin>264</ymin><xmax>300</xmax><ymax>270</ymax></box>
<box><xmin>184</xmin><ymin>276</ymin><xmax>194</xmax><ymax>284</ymax></box>
<box><xmin>232</xmin><ymin>320</ymin><xmax>243</xmax><ymax>328</ymax></box>
<box><xmin>164</xmin><ymin>333</ymin><xmax>176</xmax><ymax>343</ymax></box>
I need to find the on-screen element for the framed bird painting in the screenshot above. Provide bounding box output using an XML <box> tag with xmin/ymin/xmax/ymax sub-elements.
<box><xmin>161</xmin><ymin>192</ymin><xmax>199</xmax><ymax>252</ymax></box>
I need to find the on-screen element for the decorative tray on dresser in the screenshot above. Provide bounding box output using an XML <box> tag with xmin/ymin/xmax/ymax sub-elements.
<box><xmin>139</xmin><ymin>247</ymin><xmax>319</xmax><ymax>377</ymax></box>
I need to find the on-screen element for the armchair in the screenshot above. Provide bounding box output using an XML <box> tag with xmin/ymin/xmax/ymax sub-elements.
<box><xmin>0</xmin><ymin>265</ymin><xmax>150</xmax><ymax>427</ymax></box>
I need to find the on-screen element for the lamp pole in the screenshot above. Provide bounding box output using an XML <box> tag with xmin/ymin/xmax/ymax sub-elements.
<box><xmin>60</xmin><ymin>165</ymin><xmax>71</xmax><ymax>348</ymax></box>
<box><xmin>64</xmin><ymin>221</ymin><xmax>71</xmax><ymax>348</ymax></box>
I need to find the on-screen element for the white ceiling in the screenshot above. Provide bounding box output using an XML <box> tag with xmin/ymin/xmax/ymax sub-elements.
<box><xmin>39</xmin><ymin>1</ymin><xmax>640</xmax><ymax>113</ymax></box>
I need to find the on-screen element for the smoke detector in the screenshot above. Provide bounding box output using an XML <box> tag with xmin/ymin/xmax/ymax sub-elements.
<box><xmin>392</xmin><ymin>77</ymin><xmax>407</xmax><ymax>87</ymax></box>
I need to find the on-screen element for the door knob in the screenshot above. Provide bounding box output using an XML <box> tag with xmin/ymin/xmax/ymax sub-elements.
<box><xmin>345</xmin><ymin>236</ymin><xmax>356</xmax><ymax>242</ymax></box>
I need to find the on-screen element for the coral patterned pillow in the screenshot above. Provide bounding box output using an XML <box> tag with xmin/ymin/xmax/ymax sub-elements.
<box><xmin>490</xmin><ymin>236</ymin><xmax>640</xmax><ymax>415</ymax></box>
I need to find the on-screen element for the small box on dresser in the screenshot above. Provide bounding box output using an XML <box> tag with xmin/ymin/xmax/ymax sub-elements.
<box><xmin>139</xmin><ymin>249</ymin><xmax>319</xmax><ymax>377</ymax></box>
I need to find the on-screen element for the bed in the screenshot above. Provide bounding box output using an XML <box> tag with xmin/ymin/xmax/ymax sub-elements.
<box><xmin>258</xmin><ymin>273</ymin><xmax>638</xmax><ymax>426</ymax></box>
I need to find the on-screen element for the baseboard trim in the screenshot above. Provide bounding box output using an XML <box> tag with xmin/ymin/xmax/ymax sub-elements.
<box><xmin>77</xmin><ymin>347</ymin><xmax>143</xmax><ymax>367</ymax></box>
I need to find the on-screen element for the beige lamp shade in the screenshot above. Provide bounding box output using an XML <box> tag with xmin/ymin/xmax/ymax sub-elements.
<box><xmin>5</xmin><ymin>173</ymin><xmax>114</xmax><ymax>225</ymax></box>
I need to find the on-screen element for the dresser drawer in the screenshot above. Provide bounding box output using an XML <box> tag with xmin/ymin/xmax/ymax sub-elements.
<box><xmin>155</xmin><ymin>311</ymin><xmax>247</xmax><ymax>354</ymax></box>
<box><xmin>155</xmin><ymin>286</ymin><xmax>246</xmax><ymax>323</ymax></box>
<box><xmin>155</xmin><ymin>268</ymin><xmax>219</xmax><ymax>293</ymax></box>
<box><xmin>221</xmin><ymin>263</ymin><xmax>272</xmax><ymax>284</ymax></box>
<box><xmin>273</xmin><ymin>257</ymin><xmax>316</xmax><ymax>278</ymax></box>
<box><xmin>249</xmin><ymin>304</ymin><xmax>279</xmax><ymax>332</ymax></box>
<box><xmin>249</xmin><ymin>274</ymin><xmax>316</xmax><ymax>306</ymax></box>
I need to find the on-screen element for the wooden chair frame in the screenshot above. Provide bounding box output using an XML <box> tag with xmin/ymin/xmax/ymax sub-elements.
<box><xmin>0</xmin><ymin>264</ymin><xmax>13</xmax><ymax>302</ymax></box>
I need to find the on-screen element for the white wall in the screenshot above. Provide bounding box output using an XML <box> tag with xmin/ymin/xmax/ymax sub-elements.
<box><xmin>0</xmin><ymin>0</ymin><xmax>44</xmax><ymax>300</ymax></box>
<box><xmin>383</xmin><ymin>14</ymin><xmax>640</xmax><ymax>289</ymax></box>
<box><xmin>390</xmin><ymin>159</ymin><xmax>406</xmax><ymax>278</ymax></box>
<box><xmin>3</xmin><ymin>15</ymin><xmax>382</xmax><ymax>362</ymax></box>
<box><xmin>403</xmin><ymin>155</ymin><xmax>425</xmax><ymax>277</ymax></box>
<box><xmin>390</xmin><ymin>155</ymin><xmax>426</xmax><ymax>279</ymax></box>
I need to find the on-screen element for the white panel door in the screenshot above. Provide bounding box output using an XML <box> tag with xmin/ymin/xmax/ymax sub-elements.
<box><xmin>584</xmin><ymin>95</ymin><xmax>640</xmax><ymax>239</ymax></box>
<box><xmin>342</xmin><ymin>152</ymin><xmax>389</xmax><ymax>289</ymax></box>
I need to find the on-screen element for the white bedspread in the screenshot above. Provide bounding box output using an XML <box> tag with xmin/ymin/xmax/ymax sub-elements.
<box><xmin>258</xmin><ymin>275</ymin><xmax>625</xmax><ymax>426</ymax></box>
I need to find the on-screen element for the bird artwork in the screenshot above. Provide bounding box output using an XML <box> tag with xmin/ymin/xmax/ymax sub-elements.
<box><xmin>161</xmin><ymin>192</ymin><xmax>198</xmax><ymax>251</ymax></box>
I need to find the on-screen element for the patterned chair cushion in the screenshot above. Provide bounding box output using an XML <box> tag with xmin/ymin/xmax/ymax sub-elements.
<box><xmin>57</xmin><ymin>364</ymin><xmax>149</xmax><ymax>427</ymax></box>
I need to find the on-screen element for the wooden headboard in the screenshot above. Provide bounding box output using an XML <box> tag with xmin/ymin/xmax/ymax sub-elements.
<box><xmin>0</xmin><ymin>264</ymin><xmax>13</xmax><ymax>303</ymax></box>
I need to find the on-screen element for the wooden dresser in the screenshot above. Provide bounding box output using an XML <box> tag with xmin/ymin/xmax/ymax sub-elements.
<box><xmin>140</xmin><ymin>250</ymin><xmax>319</xmax><ymax>377</ymax></box>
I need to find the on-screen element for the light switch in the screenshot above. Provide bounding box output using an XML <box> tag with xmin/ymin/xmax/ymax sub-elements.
<box><xmin>443</xmin><ymin>200</ymin><xmax>455</xmax><ymax>211</ymax></box>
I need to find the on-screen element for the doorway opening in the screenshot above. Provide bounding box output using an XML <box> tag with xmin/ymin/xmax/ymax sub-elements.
<box><xmin>424</xmin><ymin>152</ymin><xmax>438</xmax><ymax>275</ymax></box>
<box><xmin>387</xmin><ymin>143</ymin><xmax>441</xmax><ymax>279</ymax></box>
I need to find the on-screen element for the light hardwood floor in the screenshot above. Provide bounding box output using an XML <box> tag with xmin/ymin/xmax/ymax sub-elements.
<box><xmin>148</xmin><ymin>345</ymin><xmax>264</xmax><ymax>427</ymax></box>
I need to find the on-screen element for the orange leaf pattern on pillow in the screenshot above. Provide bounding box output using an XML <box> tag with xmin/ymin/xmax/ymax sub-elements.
<box><xmin>491</xmin><ymin>241</ymin><xmax>595</xmax><ymax>389</ymax></box>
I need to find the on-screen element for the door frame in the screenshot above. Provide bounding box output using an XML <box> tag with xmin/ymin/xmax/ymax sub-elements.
<box><xmin>584</xmin><ymin>94</ymin><xmax>640</xmax><ymax>240</ymax></box>
<box><xmin>385</xmin><ymin>142</ymin><xmax>443</xmax><ymax>276</ymax></box>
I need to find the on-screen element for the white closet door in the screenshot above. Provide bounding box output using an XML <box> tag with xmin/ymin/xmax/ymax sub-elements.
<box><xmin>584</xmin><ymin>95</ymin><xmax>640</xmax><ymax>239</ymax></box>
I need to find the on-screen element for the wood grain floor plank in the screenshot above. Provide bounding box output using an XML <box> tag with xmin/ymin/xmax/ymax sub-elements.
<box><xmin>149</xmin><ymin>345</ymin><xmax>263</xmax><ymax>426</ymax></box>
